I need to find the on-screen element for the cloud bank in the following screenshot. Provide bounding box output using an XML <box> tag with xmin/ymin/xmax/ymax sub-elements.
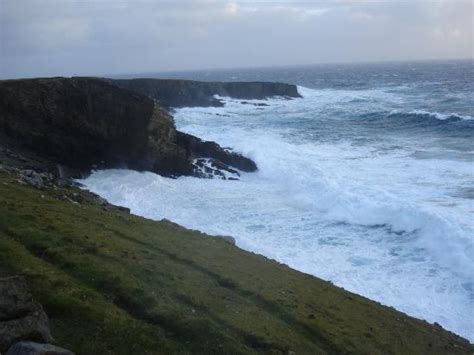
<box><xmin>1</xmin><ymin>0</ymin><xmax>472</xmax><ymax>78</ymax></box>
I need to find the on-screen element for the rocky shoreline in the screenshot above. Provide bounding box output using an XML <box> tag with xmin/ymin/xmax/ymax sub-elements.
<box><xmin>109</xmin><ymin>78</ymin><xmax>301</xmax><ymax>108</ymax></box>
<box><xmin>0</xmin><ymin>76</ymin><xmax>472</xmax><ymax>354</ymax></box>
<box><xmin>0</xmin><ymin>77</ymin><xmax>270</xmax><ymax>181</ymax></box>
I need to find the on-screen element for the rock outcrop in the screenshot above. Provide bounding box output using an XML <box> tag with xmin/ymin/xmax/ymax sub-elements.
<box><xmin>0</xmin><ymin>77</ymin><xmax>257</xmax><ymax>179</ymax></box>
<box><xmin>0</xmin><ymin>276</ymin><xmax>52</xmax><ymax>353</ymax></box>
<box><xmin>0</xmin><ymin>77</ymin><xmax>163</xmax><ymax>173</ymax></box>
<box><xmin>176</xmin><ymin>131</ymin><xmax>256</xmax><ymax>172</ymax></box>
<box><xmin>110</xmin><ymin>78</ymin><xmax>301</xmax><ymax>108</ymax></box>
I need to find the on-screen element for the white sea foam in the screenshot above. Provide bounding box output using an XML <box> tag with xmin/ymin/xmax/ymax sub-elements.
<box><xmin>389</xmin><ymin>109</ymin><xmax>473</xmax><ymax>121</ymax></box>
<box><xmin>80</xmin><ymin>86</ymin><xmax>474</xmax><ymax>341</ymax></box>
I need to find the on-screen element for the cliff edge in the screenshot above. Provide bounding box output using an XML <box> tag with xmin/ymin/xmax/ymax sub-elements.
<box><xmin>110</xmin><ymin>78</ymin><xmax>301</xmax><ymax>108</ymax></box>
<box><xmin>0</xmin><ymin>77</ymin><xmax>256</xmax><ymax>179</ymax></box>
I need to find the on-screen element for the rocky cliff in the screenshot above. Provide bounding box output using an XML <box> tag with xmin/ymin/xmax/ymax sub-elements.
<box><xmin>110</xmin><ymin>78</ymin><xmax>301</xmax><ymax>108</ymax></box>
<box><xmin>0</xmin><ymin>77</ymin><xmax>256</xmax><ymax>179</ymax></box>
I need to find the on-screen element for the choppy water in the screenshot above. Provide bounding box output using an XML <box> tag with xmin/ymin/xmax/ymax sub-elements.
<box><xmin>82</xmin><ymin>60</ymin><xmax>474</xmax><ymax>340</ymax></box>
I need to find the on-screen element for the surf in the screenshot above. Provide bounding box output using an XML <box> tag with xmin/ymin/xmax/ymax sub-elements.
<box><xmin>80</xmin><ymin>62</ymin><xmax>474</xmax><ymax>341</ymax></box>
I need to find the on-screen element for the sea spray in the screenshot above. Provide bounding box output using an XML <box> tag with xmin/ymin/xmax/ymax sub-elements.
<box><xmin>81</xmin><ymin>61</ymin><xmax>474</xmax><ymax>340</ymax></box>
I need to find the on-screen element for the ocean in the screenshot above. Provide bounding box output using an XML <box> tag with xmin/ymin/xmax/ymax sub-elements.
<box><xmin>81</xmin><ymin>60</ymin><xmax>474</xmax><ymax>340</ymax></box>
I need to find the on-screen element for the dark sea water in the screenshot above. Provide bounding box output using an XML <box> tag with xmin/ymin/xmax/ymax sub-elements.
<box><xmin>84</xmin><ymin>60</ymin><xmax>474</xmax><ymax>340</ymax></box>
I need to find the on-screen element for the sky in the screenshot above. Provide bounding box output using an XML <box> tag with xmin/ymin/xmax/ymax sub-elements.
<box><xmin>1</xmin><ymin>0</ymin><xmax>473</xmax><ymax>79</ymax></box>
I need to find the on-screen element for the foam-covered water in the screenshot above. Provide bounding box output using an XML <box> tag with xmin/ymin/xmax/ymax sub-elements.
<box><xmin>82</xmin><ymin>60</ymin><xmax>474</xmax><ymax>340</ymax></box>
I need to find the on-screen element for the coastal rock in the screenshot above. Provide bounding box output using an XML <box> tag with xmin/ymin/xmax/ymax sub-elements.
<box><xmin>0</xmin><ymin>277</ymin><xmax>52</xmax><ymax>353</ymax></box>
<box><xmin>0</xmin><ymin>77</ymin><xmax>158</xmax><ymax>171</ymax></box>
<box><xmin>177</xmin><ymin>132</ymin><xmax>257</xmax><ymax>173</ymax></box>
<box><xmin>110</xmin><ymin>79</ymin><xmax>301</xmax><ymax>108</ymax></box>
<box><xmin>216</xmin><ymin>235</ymin><xmax>236</xmax><ymax>245</ymax></box>
<box><xmin>192</xmin><ymin>158</ymin><xmax>241</xmax><ymax>180</ymax></box>
<box><xmin>18</xmin><ymin>170</ymin><xmax>56</xmax><ymax>189</ymax></box>
<box><xmin>0</xmin><ymin>77</ymin><xmax>257</xmax><ymax>179</ymax></box>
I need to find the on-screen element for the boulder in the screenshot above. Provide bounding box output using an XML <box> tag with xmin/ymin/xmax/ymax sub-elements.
<box><xmin>18</xmin><ymin>170</ymin><xmax>56</xmax><ymax>189</ymax></box>
<box><xmin>6</xmin><ymin>341</ymin><xmax>74</xmax><ymax>355</ymax></box>
<box><xmin>0</xmin><ymin>277</ymin><xmax>52</xmax><ymax>353</ymax></box>
<box><xmin>217</xmin><ymin>235</ymin><xmax>236</xmax><ymax>245</ymax></box>
<box><xmin>0</xmin><ymin>276</ymin><xmax>37</xmax><ymax>320</ymax></box>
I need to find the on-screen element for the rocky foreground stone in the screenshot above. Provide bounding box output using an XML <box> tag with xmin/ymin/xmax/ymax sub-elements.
<box><xmin>0</xmin><ymin>276</ymin><xmax>51</xmax><ymax>352</ymax></box>
<box><xmin>0</xmin><ymin>276</ymin><xmax>74</xmax><ymax>354</ymax></box>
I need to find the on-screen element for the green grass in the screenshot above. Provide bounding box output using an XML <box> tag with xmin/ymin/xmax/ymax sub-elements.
<box><xmin>0</xmin><ymin>170</ymin><xmax>472</xmax><ymax>354</ymax></box>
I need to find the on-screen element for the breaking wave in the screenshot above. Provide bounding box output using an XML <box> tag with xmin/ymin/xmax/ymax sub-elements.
<box><xmin>81</xmin><ymin>72</ymin><xmax>474</xmax><ymax>341</ymax></box>
<box><xmin>389</xmin><ymin>109</ymin><xmax>473</xmax><ymax>121</ymax></box>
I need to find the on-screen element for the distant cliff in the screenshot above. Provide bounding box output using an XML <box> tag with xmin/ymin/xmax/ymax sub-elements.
<box><xmin>0</xmin><ymin>77</ymin><xmax>256</xmax><ymax>179</ymax></box>
<box><xmin>110</xmin><ymin>79</ymin><xmax>301</xmax><ymax>108</ymax></box>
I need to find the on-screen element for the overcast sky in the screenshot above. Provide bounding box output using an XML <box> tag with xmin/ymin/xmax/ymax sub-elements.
<box><xmin>1</xmin><ymin>0</ymin><xmax>472</xmax><ymax>79</ymax></box>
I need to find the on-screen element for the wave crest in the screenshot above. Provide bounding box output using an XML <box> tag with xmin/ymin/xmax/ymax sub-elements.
<box><xmin>389</xmin><ymin>109</ymin><xmax>473</xmax><ymax>121</ymax></box>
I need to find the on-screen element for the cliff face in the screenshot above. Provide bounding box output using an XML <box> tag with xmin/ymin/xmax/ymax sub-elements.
<box><xmin>0</xmin><ymin>77</ymin><xmax>256</xmax><ymax>178</ymax></box>
<box><xmin>0</xmin><ymin>77</ymin><xmax>160</xmax><ymax>171</ymax></box>
<box><xmin>110</xmin><ymin>79</ymin><xmax>301</xmax><ymax>108</ymax></box>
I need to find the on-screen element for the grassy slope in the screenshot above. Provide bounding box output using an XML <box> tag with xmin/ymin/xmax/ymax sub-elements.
<box><xmin>0</xmin><ymin>170</ymin><xmax>471</xmax><ymax>354</ymax></box>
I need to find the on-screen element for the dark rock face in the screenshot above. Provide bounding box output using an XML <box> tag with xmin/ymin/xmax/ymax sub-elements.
<box><xmin>110</xmin><ymin>79</ymin><xmax>301</xmax><ymax>108</ymax></box>
<box><xmin>6</xmin><ymin>341</ymin><xmax>74</xmax><ymax>355</ymax></box>
<box><xmin>176</xmin><ymin>132</ymin><xmax>257</xmax><ymax>172</ymax></box>
<box><xmin>0</xmin><ymin>276</ymin><xmax>52</xmax><ymax>353</ymax></box>
<box><xmin>192</xmin><ymin>158</ymin><xmax>240</xmax><ymax>180</ymax></box>
<box><xmin>0</xmin><ymin>77</ymin><xmax>157</xmax><ymax>172</ymax></box>
<box><xmin>0</xmin><ymin>78</ymin><xmax>170</xmax><ymax>173</ymax></box>
<box><xmin>0</xmin><ymin>77</ymin><xmax>257</xmax><ymax>179</ymax></box>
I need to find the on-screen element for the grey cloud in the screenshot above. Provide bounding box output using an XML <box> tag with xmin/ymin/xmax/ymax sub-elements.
<box><xmin>0</xmin><ymin>0</ymin><xmax>472</xmax><ymax>79</ymax></box>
